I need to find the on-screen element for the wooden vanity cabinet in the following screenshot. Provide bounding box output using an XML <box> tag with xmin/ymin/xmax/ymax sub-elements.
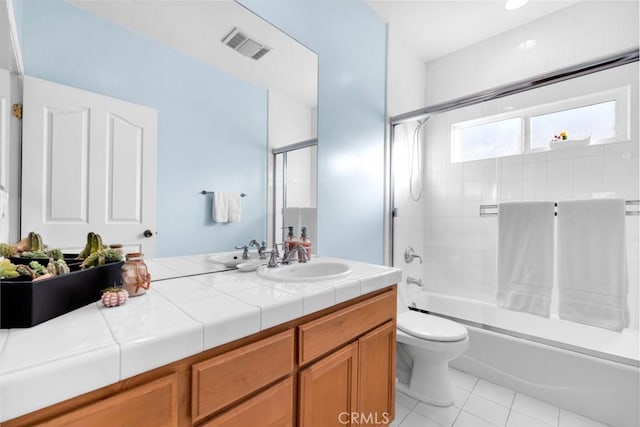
<box><xmin>191</xmin><ymin>330</ymin><xmax>294</xmax><ymax>423</ymax></box>
<box><xmin>200</xmin><ymin>377</ymin><xmax>294</xmax><ymax>427</ymax></box>
<box><xmin>297</xmin><ymin>289</ymin><xmax>397</xmax><ymax>427</ymax></box>
<box><xmin>35</xmin><ymin>374</ymin><xmax>180</xmax><ymax>427</ymax></box>
<box><xmin>1</xmin><ymin>286</ymin><xmax>396</xmax><ymax>427</ymax></box>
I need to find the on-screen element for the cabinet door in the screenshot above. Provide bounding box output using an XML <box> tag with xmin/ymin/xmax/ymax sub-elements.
<box><xmin>192</xmin><ymin>329</ymin><xmax>294</xmax><ymax>422</ymax></box>
<box><xmin>39</xmin><ymin>374</ymin><xmax>178</xmax><ymax>427</ymax></box>
<box><xmin>298</xmin><ymin>342</ymin><xmax>358</xmax><ymax>427</ymax></box>
<box><xmin>201</xmin><ymin>377</ymin><xmax>293</xmax><ymax>427</ymax></box>
<box><xmin>358</xmin><ymin>321</ymin><xmax>396</xmax><ymax>426</ymax></box>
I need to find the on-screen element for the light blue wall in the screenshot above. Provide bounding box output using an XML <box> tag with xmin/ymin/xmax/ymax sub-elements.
<box><xmin>20</xmin><ymin>0</ymin><xmax>267</xmax><ymax>257</ymax></box>
<box><xmin>240</xmin><ymin>0</ymin><xmax>387</xmax><ymax>264</ymax></box>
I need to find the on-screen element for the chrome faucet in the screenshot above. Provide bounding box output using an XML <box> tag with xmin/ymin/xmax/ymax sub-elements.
<box><xmin>282</xmin><ymin>245</ymin><xmax>308</xmax><ymax>264</ymax></box>
<box><xmin>248</xmin><ymin>240</ymin><xmax>267</xmax><ymax>259</ymax></box>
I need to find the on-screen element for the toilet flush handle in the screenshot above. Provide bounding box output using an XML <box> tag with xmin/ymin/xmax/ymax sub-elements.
<box><xmin>404</xmin><ymin>246</ymin><xmax>423</xmax><ymax>264</ymax></box>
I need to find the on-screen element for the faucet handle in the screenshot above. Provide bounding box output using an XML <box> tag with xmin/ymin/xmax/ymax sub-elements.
<box><xmin>234</xmin><ymin>245</ymin><xmax>250</xmax><ymax>260</ymax></box>
<box><xmin>271</xmin><ymin>243</ymin><xmax>280</xmax><ymax>258</ymax></box>
<box><xmin>267</xmin><ymin>249</ymin><xmax>279</xmax><ymax>268</ymax></box>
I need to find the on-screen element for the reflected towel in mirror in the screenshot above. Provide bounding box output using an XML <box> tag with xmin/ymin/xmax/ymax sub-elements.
<box><xmin>213</xmin><ymin>192</ymin><xmax>242</xmax><ymax>223</ymax></box>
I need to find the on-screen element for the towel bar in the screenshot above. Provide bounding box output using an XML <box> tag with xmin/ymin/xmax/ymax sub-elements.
<box><xmin>479</xmin><ymin>200</ymin><xmax>639</xmax><ymax>217</ymax></box>
<box><xmin>201</xmin><ymin>191</ymin><xmax>247</xmax><ymax>197</ymax></box>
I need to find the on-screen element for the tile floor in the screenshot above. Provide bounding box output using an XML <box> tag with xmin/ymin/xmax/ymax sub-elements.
<box><xmin>392</xmin><ymin>368</ymin><xmax>609</xmax><ymax>427</ymax></box>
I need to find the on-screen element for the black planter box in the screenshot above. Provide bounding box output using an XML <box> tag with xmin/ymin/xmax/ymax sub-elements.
<box><xmin>0</xmin><ymin>261</ymin><xmax>124</xmax><ymax>328</ymax></box>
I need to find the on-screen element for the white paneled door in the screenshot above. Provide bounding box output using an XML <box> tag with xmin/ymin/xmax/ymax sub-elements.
<box><xmin>22</xmin><ymin>76</ymin><xmax>158</xmax><ymax>256</ymax></box>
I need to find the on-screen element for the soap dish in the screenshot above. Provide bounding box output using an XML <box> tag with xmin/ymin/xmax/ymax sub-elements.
<box><xmin>236</xmin><ymin>262</ymin><xmax>262</xmax><ymax>272</ymax></box>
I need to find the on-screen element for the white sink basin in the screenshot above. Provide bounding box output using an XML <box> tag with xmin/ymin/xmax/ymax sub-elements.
<box><xmin>256</xmin><ymin>261</ymin><xmax>351</xmax><ymax>282</ymax></box>
<box><xmin>209</xmin><ymin>252</ymin><xmax>258</xmax><ymax>268</ymax></box>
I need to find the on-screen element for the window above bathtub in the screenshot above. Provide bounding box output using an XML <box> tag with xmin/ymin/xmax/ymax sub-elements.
<box><xmin>451</xmin><ymin>86</ymin><xmax>630</xmax><ymax>163</ymax></box>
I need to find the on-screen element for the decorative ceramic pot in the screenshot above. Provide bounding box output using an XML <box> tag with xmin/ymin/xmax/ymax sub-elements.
<box><xmin>121</xmin><ymin>253</ymin><xmax>151</xmax><ymax>297</ymax></box>
<box><xmin>101</xmin><ymin>287</ymin><xmax>129</xmax><ymax>307</ymax></box>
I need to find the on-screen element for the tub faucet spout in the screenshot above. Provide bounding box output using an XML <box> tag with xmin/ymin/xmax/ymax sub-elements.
<box><xmin>407</xmin><ymin>276</ymin><xmax>423</xmax><ymax>287</ymax></box>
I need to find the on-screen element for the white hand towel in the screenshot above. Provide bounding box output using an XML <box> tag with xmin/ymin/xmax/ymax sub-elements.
<box><xmin>212</xmin><ymin>192</ymin><xmax>229</xmax><ymax>223</ymax></box>
<box><xmin>556</xmin><ymin>199</ymin><xmax>629</xmax><ymax>331</ymax></box>
<box><xmin>227</xmin><ymin>192</ymin><xmax>242</xmax><ymax>222</ymax></box>
<box><xmin>497</xmin><ymin>201</ymin><xmax>555</xmax><ymax>317</ymax></box>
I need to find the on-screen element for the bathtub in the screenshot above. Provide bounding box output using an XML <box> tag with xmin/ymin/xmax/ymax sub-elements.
<box><xmin>408</xmin><ymin>291</ymin><xmax>640</xmax><ymax>427</ymax></box>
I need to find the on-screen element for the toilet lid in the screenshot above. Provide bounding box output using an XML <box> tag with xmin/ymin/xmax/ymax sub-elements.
<box><xmin>397</xmin><ymin>311</ymin><xmax>468</xmax><ymax>342</ymax></box>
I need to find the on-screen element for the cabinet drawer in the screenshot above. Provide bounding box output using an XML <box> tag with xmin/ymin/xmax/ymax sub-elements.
<box><xmin>192</xmin><ymin>329</ymin><xmax>294</xmax><ymax>422</ymax></box>
<box><xmin>40</xmin><ymin>374</ymin><xmax>178</xmax><ymax>427</ymax></box>
<box><xmin>298</xmin><ymin>288</ymin><xmax>396</xmax><ymax>365</ymax></box>
<box><xmin>200</xmin><ymin>377</ymin><xmax>293</xmax><ymax>427</ymax></box>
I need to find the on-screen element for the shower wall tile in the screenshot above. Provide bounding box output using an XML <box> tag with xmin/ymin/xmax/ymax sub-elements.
<box><xmin>604</xmin><ymin>174</ymin><xmax>639</xmax><ymax>200</ymax></box>
<box><xmin>548</xmin><ymin>158</ymin><xmax>574</xmax><ymax>180</ymax></box>
<box><xmin>499</xmin><ymin>180</ymin><xmax>524</xmax><ymax>201</ymax></box>
<box><xmin>574</xmin><ymin>145</ymin><xmax>604</xmax><ymax>158</ymax></box>
<box><xmin>523</xmin><ymin>161</ymin><xmax>548</xmax><ymax>181</ymax></box>
<box><xmin>605</xmin><ymin>141</ymin><xmax>640</xmax><ymax>155</ymax></box>
<box><xmin>574</xmin><ymin>156</ymin><xmax>604</xmax><ymax>178</ymax></box>
<box><xmin>523</xmin><ymin>180</ymin><xmax>548</xmax><ymax>201</ymax></box>
<box><xmin>547</xmin><ymin>179</ymin><xmax>574</xmax><ymax>200</ymax></box>
<box><xmin>604</xmin><ymin>152</ymin><xmax>639</xmax><ymax>176</ymax></box>
<box><xmin>574</xmin><ymin>175</ymin><xmax>606</xmax><ymax>199</ymax></box>
<box><xmin>501</xmin><ymin>161</ymin><xmax>524</xmax><ymax>182</ymax></box>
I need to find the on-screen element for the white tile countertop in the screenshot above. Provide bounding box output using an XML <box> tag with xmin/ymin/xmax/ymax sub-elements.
<box><xmin>0</xmin><ymin>255</ymin><xmax>401</xmax><ymax>422</ymax></box>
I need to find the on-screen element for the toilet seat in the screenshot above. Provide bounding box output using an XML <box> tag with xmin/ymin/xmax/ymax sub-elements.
<box><xmin>397</xmin><ymin>311</ymin><xmax>468</xmax><ymax>342</ymax></box>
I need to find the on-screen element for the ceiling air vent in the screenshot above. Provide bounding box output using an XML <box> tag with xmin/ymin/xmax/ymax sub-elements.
<box><xmin>222</xmin><ymin>27</ymin><xmax>271</xmax><ymax>60</ymax></box>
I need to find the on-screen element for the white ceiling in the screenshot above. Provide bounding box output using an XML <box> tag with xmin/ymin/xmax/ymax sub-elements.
<box><xmin>70</xmin><ymin>0</ymin><xmax>318</xmax><ymax>108</ymax></box>
<box><xmin>368</xmin><ymin>0</ymin><xmax>579</xmax><ymax>63</ymax></box>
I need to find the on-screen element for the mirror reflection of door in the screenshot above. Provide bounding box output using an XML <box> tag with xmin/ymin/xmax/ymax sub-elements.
<box><xmin>21</xmin><ymin>77</ymin><xmax>158</xmax><ymax>256</ymax></box>
<box><xmin>272</xmin><ymin>142</ymin><xmax>317</xmax><ymax>254</ymax></box>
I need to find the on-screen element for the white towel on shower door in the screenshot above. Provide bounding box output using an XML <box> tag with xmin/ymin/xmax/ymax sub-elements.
<box><xmin>556</xmin><ymin>199</ymin><xmax>629</xmax><ymax>331</ymax></box>
<box><xmin>497</xmin><ymin>201</ymin><xmax>555</xmax><ymax>317</ymax></box>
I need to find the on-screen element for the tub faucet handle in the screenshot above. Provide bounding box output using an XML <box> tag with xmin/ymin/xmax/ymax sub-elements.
<box><xmin>404</xmin><ymin>246</ymin><xmax>422</xmax><ymax>264</ymax></box>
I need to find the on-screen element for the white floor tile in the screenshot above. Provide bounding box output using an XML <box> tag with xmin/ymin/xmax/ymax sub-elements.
<box><xmin>449</xmin><ymin>368</ymin><xmax>479</xmax><ymax>391</ymax></box>
<box><xmin>413</xmin><ymin>401</ymin><xmax>461</xmax><ymax>427</ymax></box>
<box><xmin>453</xmin><ymin>386</ymin><xmax>470</xmax><ymax>408</ymax></box>
<box><xmin>508</xmin><ymin>410</ymin><xmax>555</xmax><ymax>427</ymax></box>
<box><xmin>454</xmin><ymin>411</ymin><xmax>498</xmax><ymax>427</ymax></box>
<box><xmin>392</xmin><ymin>403</ymin><xmax>413</xmax><ymax>427</ymax></box>
<box><xmin>473</xmin><ymin>379</ymin><xmax>515</xmax><ymax>408</ymax></box>
<box><xmin>399</xmin><ymin>411</ymin><xmax>442</xmax><ymax>427</ymax></box>
<box><xmin>512</xmin><ymin>394</ymin><xmax>559</xmax><ymax>426</ymax></box>
<box><xmin>463</xmin><ymin>394</ymin><xmax>510</xmax><ymax>427</ymax></box>
<box><xmin>559</xmin><ymin>409</ymin><xmax>610</xmax><ymax>427</ymax></box>
<box><xmin>396</xmin><ymin>391</ymin><xmax>419</xmax><ymax>410</ymax></box>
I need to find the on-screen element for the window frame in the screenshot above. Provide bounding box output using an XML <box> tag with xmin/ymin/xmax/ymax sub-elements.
<box><xmin>450</xmin><ymin>86</ymin><xmax>630</xmax><ymax>163</ymax></box>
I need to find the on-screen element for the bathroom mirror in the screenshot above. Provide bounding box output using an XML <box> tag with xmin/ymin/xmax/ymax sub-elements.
<box><xmin>4</xmin><ymin>0</ymin><xmax>318</xmax><ymax>260</ymax></box>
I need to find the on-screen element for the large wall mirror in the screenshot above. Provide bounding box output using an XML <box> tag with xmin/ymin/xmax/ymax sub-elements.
<box><xmin>0</xmin><ymin>0</ymin><xmax>318</xmax><ymax>261</ymax></box>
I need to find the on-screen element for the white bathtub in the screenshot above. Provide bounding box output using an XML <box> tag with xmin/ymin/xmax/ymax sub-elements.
<box><xmin>409</xmin><ymin>292</ymin><xmax>640</xmax><ymax>427</ymax></box>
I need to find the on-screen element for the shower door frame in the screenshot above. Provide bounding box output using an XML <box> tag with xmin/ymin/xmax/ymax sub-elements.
<box><xmin>271</xmin><ymin>138</ymin><xmax>318</xmax><ymax>248</ymax></box>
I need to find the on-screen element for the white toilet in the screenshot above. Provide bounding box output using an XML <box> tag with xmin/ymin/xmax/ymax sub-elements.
<box><xmin>396</xmin><ymin>282</ymin><xmax>469</xmax><ymax>407</ymax></box>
